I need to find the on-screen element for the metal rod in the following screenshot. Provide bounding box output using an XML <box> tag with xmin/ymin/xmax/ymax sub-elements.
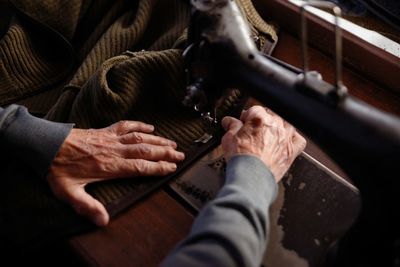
<box><xmin>300</xmin><ymin>1</ymin><xmax>344</xmax><ymax>91</ymax></box>
<box><xmin>301</xmin><ymin>5</ymin><xmax>309</xmax><ymax>81</ymax></box>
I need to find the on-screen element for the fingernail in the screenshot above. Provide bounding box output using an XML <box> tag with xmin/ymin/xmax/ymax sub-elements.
<box><xmin>172</xmin><ymin>163</ymin><xmax>177</xmax><ymax>171</ymax></box>
<box><xmin>178</xmin><ymin>152</ymin><xmax>185</xmax><ymax>160</ymax></box>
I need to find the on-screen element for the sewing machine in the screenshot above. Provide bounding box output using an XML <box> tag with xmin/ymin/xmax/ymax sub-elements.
<box><xmin>67</xmin><ymin>1</ymin><xmax>400</xmax><ymax>266</ymax></box>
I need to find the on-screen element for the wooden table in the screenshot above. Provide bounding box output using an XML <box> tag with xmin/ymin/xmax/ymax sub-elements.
<box><xmin>70</xmin><ymin>190</ymin><xmax>193</xmax><ymax>267</ymax></box>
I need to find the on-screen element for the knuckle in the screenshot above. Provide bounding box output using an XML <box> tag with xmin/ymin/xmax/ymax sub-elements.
<box><xmin>118</xmin><ymin>120</ymin><xmax>129</xmax><ymax>129</ymax></box>
<box><xmin>137</xmin><ymin>144</ymin><xmax>151</xmax><ymax>157</ymax></box>
<box><xmin>133</xmin><ymin>160</ymin><xmax>147</xmax><ymax>174</ymax></box>
<box><xmin>249</xmin><ymin>105</ymin><xmax>262</xmax><ymax>113</ymax></box>
<box><xmin>131</xmin><ymin>132</ymin><xmax>143</xmax><ymax>143</ymax></box>
<box><xmin>300</xmin><ymin>136</ymin><xmax>307</xmax><ymax>149</ymax></box>
<box><xmin>165</xmin><ymin>147</ymin><xmax>176</xmax><ymax>158</ymax></box>
<box><xmin>294</xmin><ymin>134</ymin><xmax>307</xmax><ymax>152</ymax></box>
<box><xmin>114</xmin><ymin>120</ymin><xmax>131</xmax><ymax>133</ymax></box>
<box><xmin>159</xmin><ymin>162</ymin><xmax>175</xmax><ymax>174</ymax></box>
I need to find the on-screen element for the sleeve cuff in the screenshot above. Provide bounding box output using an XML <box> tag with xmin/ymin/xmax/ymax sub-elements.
<box><xmin>0</xmin><ymin>105</ymin><xmax>74</xmax><ymax>178</ymax></box>
<box><xmin>225</xmin><ymin>154</ymin><xmax>278</xmax><ymax>205</ymax></box>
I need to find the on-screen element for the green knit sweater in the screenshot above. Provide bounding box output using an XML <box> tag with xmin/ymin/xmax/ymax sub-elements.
<box><xmin>0</xmin><ymin>0</ymin><xmax>277</xmax><ymax>250</ymax></box>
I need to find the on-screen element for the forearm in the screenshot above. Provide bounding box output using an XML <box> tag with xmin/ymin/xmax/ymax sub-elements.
<box><xmin>161</xmin><ymin>155</ymin><xmax>278</xmax><ymax>267</ymax></box>
<box><xmin>0</xmin><ymin>105</ymin><xmax>74</xmax><ymax>178</ymax></box>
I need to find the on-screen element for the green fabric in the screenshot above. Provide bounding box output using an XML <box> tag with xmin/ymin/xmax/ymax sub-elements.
<box><xmin>0</xmin><ymin>0</ymin><xmax>278</xmax><ymax>249</ymax></box>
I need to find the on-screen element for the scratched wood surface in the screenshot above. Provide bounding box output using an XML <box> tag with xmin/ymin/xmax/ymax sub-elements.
<box><xmin>66</xmin><ymin>30</ymin><xmax>400</xmax><ymax>267</ymax></box>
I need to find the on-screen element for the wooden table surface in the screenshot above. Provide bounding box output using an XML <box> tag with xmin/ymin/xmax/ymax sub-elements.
<box><xmin>70</xmin><ymin>190</ymin><xmax>193</xmax><ymax>267</ymax></box>
<box><xmin>68</xmin><ymin>31</ymin><xmax>400</xmax><ymax>267</ymax></box>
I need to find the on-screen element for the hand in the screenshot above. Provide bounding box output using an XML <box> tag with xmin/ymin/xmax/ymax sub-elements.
<box><xmin>47</xmin><ymin>121</ymin><xmax>185</xmax><ymax>226</ymax></box>
<box><xmin>221</xmin><ymin>105</ymin><xmax>306</xmax><ymax>182</ymax></box>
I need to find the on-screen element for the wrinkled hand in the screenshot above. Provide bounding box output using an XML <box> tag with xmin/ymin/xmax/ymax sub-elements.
<box><xmin>47</xmin><ymin>121</ymin><xmax>185</xmax><ymax>226</ymax></box>
<box><xmin>221</xmin><ymin>105</ymin><xmax>306</xmax><ymax>182</ymax></box>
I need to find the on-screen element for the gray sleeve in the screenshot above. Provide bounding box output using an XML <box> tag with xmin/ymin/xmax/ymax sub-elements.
<box><xmin>160</xmin><ymin>154</ymin><xmax>278</xmax><ymax>267</ymax></box>
<box><xmin>0</xmin><ymin>104</ymin><xmax>74</xmax><ymax>178</ymax></box>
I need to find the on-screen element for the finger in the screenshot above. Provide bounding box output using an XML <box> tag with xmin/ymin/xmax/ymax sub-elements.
<box><xmin>109</xmin><ymin>121</ymin><xmax>155</xmax><ymax>135</ymax></box>
<box><xmin>283</xmin><ymin>119</ymin><xmax>294</xmax><ymax>130</ymax></box>
<box><xmin>240</xmin><ymin>109</ymin><xmax>248</xmax><ymax>121</ymax></box>
<box><xmin>264</xmin><ymin>106</ymin><xmax>278</xmax><ymax>117</ymax></box>
<box><xmin>67</xmin><ymin>186</ymin><xmax>109</xmax><ymax>227</ymax></box>
<box><xmin>122</xmin><ymin>144</ymin><xmax>185</xmax><ymax>162</ymax></box>
<box><xmin>119</xmin><ymin>132</ymin><xmax>177</xmax><ymax>148</ymax></box>
<box><xmin>116</xmin><ymin>159</ymin><xmax>178</xmax><ymax>177</ymax></box>
<box><xmin>241</xmin><ymin>106</ymin><xmax>274</xmax><ymax>126</ymax></box>
<box><xmin>285</xmin><ymin>125</ymin><xmax>296</xmax><ymax>145</ymax></box>
<box><xmin>264</xmin><ymin>107</ymin><xmax>286</xmax><ymax>128</ymax></box>
<box><xmin>240</xmin><ymin>105</ymin><xmax>265</xmax><ymax>121</ymax></box>
<box><xmin>274</xmin><ymin>116</ymin><xmax>286</xmax><ymax>141</ymax></box>
<box><xmin>292</xmin><ymin>132</ymin><xmax>307</xmax><ymax>156</ymax></box>
<box><xmin>222</xmin><ymin>116</ymin><xmax>243</xmax><ymax>134</ymax></box>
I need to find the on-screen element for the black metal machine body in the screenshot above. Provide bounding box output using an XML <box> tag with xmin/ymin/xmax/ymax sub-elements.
<box><xmin>183</xmin><ymin>0</ymin><xmax>400</xmax><ymax>266</ymax></box>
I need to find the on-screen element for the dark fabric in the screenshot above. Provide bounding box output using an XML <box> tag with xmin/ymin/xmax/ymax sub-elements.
<box><xmin>0</xmin><ymin>105</ymin><xmax>73</xmax><ymax>177</ymax></box>
<box><xmin>0</xmin><ymin>0</ymin><xmax>278</xmax><ymax>251</ymax></box>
